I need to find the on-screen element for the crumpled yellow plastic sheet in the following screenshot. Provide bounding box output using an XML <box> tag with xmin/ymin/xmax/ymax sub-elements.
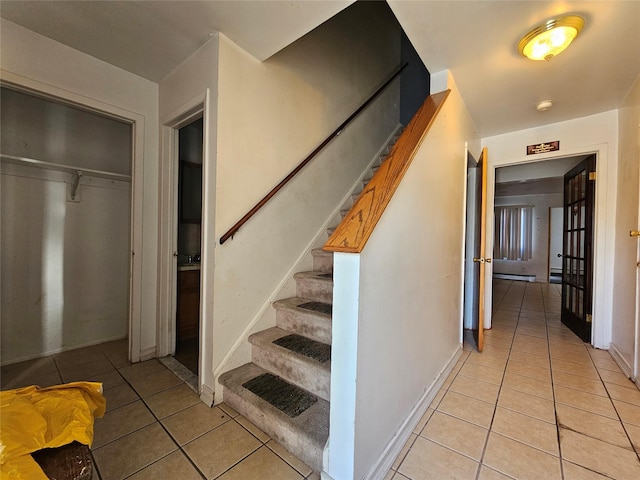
<box><xmin>0</xmin><ymin>382</ymin><xmax>106</xmax><ymax>480</ymax></box>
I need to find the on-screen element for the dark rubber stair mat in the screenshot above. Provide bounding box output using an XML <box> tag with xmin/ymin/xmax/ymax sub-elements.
<box><xmin>273</xmin><ymin>334</ymin><xmax>331</xmax><ymax>363</ymax></box>
<box><xmin>242</xmin><ymin>373</ymin><xmax>317</xmax><ymax>418</ymax></box>
<box><xmin>298</xmin><ymin>301</ymin><xmax>332</xmax><ymax>315</ymax></box>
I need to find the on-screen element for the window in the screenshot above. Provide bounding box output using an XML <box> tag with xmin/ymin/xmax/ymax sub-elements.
<box><xmin>494</xmin><ymin>206</ymin><xmax>533</xmax><ymax>261</ymax></box>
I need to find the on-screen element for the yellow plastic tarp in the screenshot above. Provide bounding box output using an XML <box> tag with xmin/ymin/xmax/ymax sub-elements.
<box><xmin>0</xmin><ymin>382</ymin><xmax>106</xmax><ymax>480</ymax></box>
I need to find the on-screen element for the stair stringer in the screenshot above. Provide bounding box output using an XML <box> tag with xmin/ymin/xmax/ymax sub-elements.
<box><xmin>212</xmin><ymin>124</ymin><xmax>404</xmax><ymax>403</ymax></box>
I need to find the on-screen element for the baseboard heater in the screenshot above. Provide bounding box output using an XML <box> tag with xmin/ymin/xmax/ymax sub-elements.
<box><xmin>493</xmin><ymin>273</ymin><xmax>536</xmax><ymax>282</ymax></box>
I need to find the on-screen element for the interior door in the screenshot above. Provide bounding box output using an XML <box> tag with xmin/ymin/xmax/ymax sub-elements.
<box><xmin>472</xmin><ymin>147</ymin><xmax>489</xmax><ymax>352</ymax></box>
<box><xmin>561</xmin><ymin>154</ymin><xmax>596</xmax><ymax>342</ymax></box>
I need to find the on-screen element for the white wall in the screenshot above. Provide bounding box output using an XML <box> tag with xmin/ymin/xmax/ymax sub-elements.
<box><xmin>212</xmin><ymin>1</ymin><xmax>402</xmax><ymax>401</ymax></box>
<box><xmin>325</xmin><ymin>72</ymin><xmax>480</xmax><ymax>480</ymax></box>
<box><xmin>493</xmin><ymin>192</ymin><xmax>563</xmax><ymax>281</ymax></box>
<box><xmin>483</xmin><ymin>111</ymin><xmax>619</xmax><ymax>348</ymax></box>
<box><xmin>0</xmin><ymin>19</ymin><xmax>159</xmax><ymax>361</ymax></box>
<box><xmin>612</xmin><ymin>73</ymin><xmax>640</xmax><ymax>376</ymax></box>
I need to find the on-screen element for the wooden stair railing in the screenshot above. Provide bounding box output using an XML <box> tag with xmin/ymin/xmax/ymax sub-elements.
<box><xmin>219</xmin><ymin>63</ymin><xmax>408</xmax><ymax>245</ymax></box>
<box><xmin>323</xmin><ymin>90</ymin><xmax>450</xmax><ymax>254</ymax></box>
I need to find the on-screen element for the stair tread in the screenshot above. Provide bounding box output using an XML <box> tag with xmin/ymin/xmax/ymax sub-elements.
<box><xmin>294</xmin><ymin>271</ymin><xmax>333</xmax><ymax>281</ymax></box>
<box><xmin>250</xmin><ymin>327</ymin><xmax>331</xmax><ymax>367</ymax></box>
<box><xmin>219</xmin><ymin>363</ymin><xmax>329</xmax><ymax>447</ymax></box>
<box><xmin>273</xmin><ymin>297</ymin><xmax>332</xmax><ymax>318</ymax></box>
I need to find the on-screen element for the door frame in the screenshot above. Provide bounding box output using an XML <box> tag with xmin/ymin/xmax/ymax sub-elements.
<box><xmin>157</xmin><ymin>90</ymin><xmax>213</xmax><ymax>403</ymax></box>
<box><xmin>0</xmin><ymin>72</ymin><xmax>146</xmax><ymax>362</ymax></box>
<box><xmin>484</xmin><ymin>143</ymin><xmax>614</xmax><ymax>349</ymax></box>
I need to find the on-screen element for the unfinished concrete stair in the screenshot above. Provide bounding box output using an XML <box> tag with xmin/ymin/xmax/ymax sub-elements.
<box><xmin>219</xmin><ymin>128</ymin><xmax>402</xmax><ymax>473</ymax></box>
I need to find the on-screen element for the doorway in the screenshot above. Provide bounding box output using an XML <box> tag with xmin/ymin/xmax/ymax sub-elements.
<box><xmin>174</xmin><ymin>118</ymin><xmax>203</xmax><ymax>377</ymax></box>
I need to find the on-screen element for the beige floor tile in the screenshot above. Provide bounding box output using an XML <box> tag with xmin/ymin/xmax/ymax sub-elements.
<box><xmin>549</xmin><ymin>348</ymin><xmax>592</xmax><ymax>365</ymax></box>
<box><xmin>512</xmin><ymin>334</ymin><xmax>549</xmax><ymax>349</ymax></box>
<box><xmin>218</xmin><ymin>402</ymin><xmax>240</xmax><ymax>418</ymax></box>
<box><xmin>144</xmin><ymin>383</ymin><xmax>201</xmax><ymax>419</ymax></box>
<box><xmin>92</xmin><ymin>423</ymin><xmax>178</xmax><ymax>480</ymax></box>
<box><xmin>119</xmin><ymin>359</ymin><xmax>166</xmax><ymax>382</ymax></box>
<box><xmin>1</xmin><ymin>356</ymin><xmax>58</xmax><ymax>385</ymax></box>
<box><xmin>477</xmin><ymin>465</ymin><xmax>513</xmax><ymax>480</ymax></box>
<box><xmin>491</xmin><ymin>407</ymin><xmax>559</xmax><ymax>455</ymax></box>
<box><xmin>93</xmin><ymin>400</ymin><xmax>156</xmax><ymax>448</ymax></box>
<box><xmin>554</xmin><ymin>385</ymin><xmax>618</xmax><ymax>419</ymax></box>
<box><xmin>437</xmin><ymin>391</ymin><xmax>495</xmax><ymax>428</ymax></box>
<box><xmin>449</xmin><ymin>375</ymin><xmax>500</xmax><ymax>404</ymax></box>
<box><xmin>183</xmin><ymin>419</ymin><xmax>261</xmax><ymax>479</ymax></box>
<box><xmin>606</xmin><ymin>383</ymin><xmax>640</xmax><ymax>407</ymax></box>
<box><xmin>420</xmin><ymin>411</ymin><xmax>488</xmax><ymax>461</ymax></box>
<box><xmin>592</xmin><ymin>356</ymin><xmax>622</xmax><ymax>372</ymax></box>
<box><xmin>508</xmin><ymin>350</ymin><xmax>550</xmax><ymax>368</ymax></box>
<box><xmin>398</xmin><ymin>437</ymin><xmax>479</xmax><ymax>480</ymax></box>
<box><xmin>162</xmin><ymin>403</ymin><xmax>231</xmax><ymax>445</ymax></box>
<box><xmin>550</xmin><ymin>358</ymin><xmax>599</xmax><ymax>379</ymax></box>
<box><xmin>413</xmin><ymin>408</ymin><xmax>434</xmax><ymax>434</ymax></box>
<box><xmin>128</xmin><ymin>368</ymin><xmax>183</xmax><ymax>397</ymax></box>
<box><xmin>483</xmin><ymin>329</ymin><xmax>514</xmax><ymax>341</ymax></box>
<box><xmin>599</xmin><ymin>368</ymin><xmax>636</xmax><ymax>388</ymax></box>
<box><xmin>459</xmin><ymin>362</ymin><xmax>504</xmax><ymax>386</ymax></box>
<box><xmin>482</xmin><ymin>335</ymin><xmax>514</xmax><ymax>348</ymax></box>
<box><xmin>429</xmin><ymin>388</ymin><xmax>446</xmax><ymax>409</ymax></box>
<box><xmin>502</xmin><ymin>372</ymin><xmax>553</xmax><ymax>401</ymax></box>
<box><xmin>392</xmin><ymin>433</ymin><xmax>417</xmax><ymax>470</ymax></box>
<box><xmin>555</xmin><ymin>404</ymin><xmax>631</xmax><ymax>449</ymax></box>
<box><xmin>547</xmin><ymin>333</ymin><xmax>585</xmax><ymax>345</ymax></box>
<box><xmin>480</xmin><ymin>344</ymin><xmax>511</xmax><ymax>360</ymax></box>
<box><xmin>559</xmin><ymin>428</ymin><xmax>640</xmax><ymax>479</ymax></box>
<box><xmin>54</xmin><ymin>345</ymin><xmax>106</xmax><ymax>370</ymax></box>
<box><xmin>235</xmin><ymin>414</ymin><xmax>270</xmax><ymax>442</ymax></box>
<box><xmin>466</xmin><ymin>352</ymin><xmax>508</xmax><ymax>371</ymax></box>
<box><xmin>483</xmin><ymin>432</ymin><xmax>561</xmax><ymax>480</ymax></box>
<box><xmin>59</xmin><ymin>357</ymin><xmax>115</xmax><ymax>383</ymax></box>
<box><xmin>562</xmin><ymin>460</ymin><xmax>612</xmax><ymax>479</ymax></box>
<box><xmin>266</xmin><ymin>440</ymin><xmax>312</xmax><ymax>477</ymax></box>
<box><xmin>1</xmin><ymin>371</ymin><xmax>62</xmax><ymax>389</ymax></box>
<box><xmin>551</xmin><ymin>370</ymin><xmax>607</xmax><ymax>396</ymax></box>
<box><xmin>625</xmin><ymin>422</ymin><xmax>640</xmax><ymax>452</ymax></box>
<box><xmin>91</xmin><ymin>370</ymin><xmax>126</xmax><ymax>390</ymax></box>
<box><xmin>506</xmin><ymin>360</ymin><xmax>551</xmax><ymax>382</ymax></box>
<box><xmin>127</xmin><ymin>451</ymin><xmax>203</xmax><ymax>480</ymax></box>
<box><xmin>497</xmin><ymin>387</ymin><xmax>556</xmax><ymax>423</ymax></box>
<box><xmin>516</xmin><ymin>325</ymin><xmax>548</xmax><ymax>339</ymax></box>
<box><xmin>613</xmin><ymin>399</ymin><xmax>640</xmax><ymax>427</ymax></box>
<box><xmin>104</xmin><ymin>382</ymin><xmax>139</xmax><ymax>412</ymax></box>
<box><xmin>216</xmin><ymin>446</ymin><xmax>303</xmax><ymax>480</ymax></box>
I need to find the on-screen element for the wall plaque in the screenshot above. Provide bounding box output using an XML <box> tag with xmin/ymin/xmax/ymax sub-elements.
<box><xmin>527</xmin><ymin>141</ymin><xmax>559</xmax><ymax>155</ymax></box>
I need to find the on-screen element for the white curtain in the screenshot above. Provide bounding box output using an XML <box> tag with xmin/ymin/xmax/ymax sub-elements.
<box><xmin>494</xmin><ymin>206</ymin><xmax>533</xmax><ymax>261</ymax></box>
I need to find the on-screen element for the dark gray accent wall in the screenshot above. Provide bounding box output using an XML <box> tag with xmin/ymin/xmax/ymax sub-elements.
<box><xmin>400</xmin><ymin>31</ymin><xmax>430</xmax><ymax>126</ymax></box>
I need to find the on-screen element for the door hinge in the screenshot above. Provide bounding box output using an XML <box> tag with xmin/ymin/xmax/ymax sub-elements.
<box><xmin>589</xmin><ymin>171</ymin><xmax>596</xmax><ymax>181</ymax></box>
<box><xmin>586</xmin><ymin>314</ymin><xmax>592</xmax><ymax>323</ymax></box>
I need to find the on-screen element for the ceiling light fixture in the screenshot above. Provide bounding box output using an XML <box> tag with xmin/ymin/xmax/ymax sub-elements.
<box><xmin>518</xmin><ymin>15</ymin><xmax>584</xmax><ymax>61</ymax></box>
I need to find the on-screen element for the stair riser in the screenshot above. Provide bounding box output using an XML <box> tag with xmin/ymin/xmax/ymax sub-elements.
<box><xmin>312</xmin><ymin>251</ymin><xmax>333</xmax><ymax>273</ymax></box>
<box><xmin>252</xmin><ymin>346</ymin><xmax>330</xmax><ymax>401</ymax></box>
<box><xmin>221</xmin><ymin>385</ymin><xmax>323</xmax><ymax>472</ymax></box>
<box><xmin>296</xmin><ymin>278</ymin><xmax>333</xmax><ymax>304</ymax></box>
<box><xmin>275</xmin><ymin>307</ymin><xmax>332</xmax><ymax>345</ymax></box>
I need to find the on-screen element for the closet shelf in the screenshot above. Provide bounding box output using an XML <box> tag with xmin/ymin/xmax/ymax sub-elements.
<box><xmin>0</xmin><ymin>153</ymin><xmax>131</xmax><ymax>182</ymax></box>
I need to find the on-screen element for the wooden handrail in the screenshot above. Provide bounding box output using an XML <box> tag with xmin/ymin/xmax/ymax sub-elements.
<box><xmin>323</xmin><ymin>89</ymin><xmax>450</xmax><ymax>254</ymax></box>
<box><xmin>219</xmin><ymin>63</ymin><xmax>408</xmax><ymax>245</ymax></box>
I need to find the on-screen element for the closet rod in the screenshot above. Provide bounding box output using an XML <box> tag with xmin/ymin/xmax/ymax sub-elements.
<box><xmin>0</xmin><ymin>153</ymin><xmax>131</xmax><ymax>182</ymax></box>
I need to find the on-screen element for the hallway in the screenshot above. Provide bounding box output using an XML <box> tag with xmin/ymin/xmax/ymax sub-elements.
<box><xmin>389</xmin><ymin>279</ymin><xmax>640</xmax><ymax>479</ymax></box>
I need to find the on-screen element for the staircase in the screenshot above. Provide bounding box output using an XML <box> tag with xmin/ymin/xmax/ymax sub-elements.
<box><xmin>219</xmin><ymin>129</ymin><xmax>402</xmax><ymax>472</ymax></box>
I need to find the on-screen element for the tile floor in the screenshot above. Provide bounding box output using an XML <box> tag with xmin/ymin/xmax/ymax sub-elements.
<box><xmin>389</xmin><ymin>280</ymin><xmax>640</xmax><ymax>480</ymax></box>
<box><xmin>2</xmin><ymin>279</ymin><xmax>640</xmax><ymax>479</ymax></box>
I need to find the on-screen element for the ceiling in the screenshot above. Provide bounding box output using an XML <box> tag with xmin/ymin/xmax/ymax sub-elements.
<box><xmin>1</xmin><ymin>1</ymin><xmax>639</xmax><ymax>137</ymax></box>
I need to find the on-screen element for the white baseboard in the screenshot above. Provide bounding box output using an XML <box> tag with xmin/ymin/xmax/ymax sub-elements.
<box><xmin>200</xmin><ymin>383</ymin><xmax>214</xmax><ymax>407</ymax></box>
<box><xmin>360</xmin><ymin>345</ymin><xmax>463</xmax><ymax>480</ymax></box>
<box><xmin>493</xmin><ymin>273</ymin><xmax>536</xmax><ymax>282</ymax></box>
<box><xmin>608</xmin><ymin>343</ymin><xmax>632</xmax><ymax>378</ymax></box>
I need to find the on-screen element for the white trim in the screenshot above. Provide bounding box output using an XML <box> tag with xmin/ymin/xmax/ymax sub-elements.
<box><xmin>200</xmin><ymin>383</ymin><xmax>215</xmax><ymax>407</ymax></box>
<box><xmin>360</xmin><ymin>345</ymin><xmax>463</xmax><ymax>480</ymax></box>
<box><xmin>609</xmin><ymin>343</ymin><xmax>633</xmax><ymax>378</ymax></box>
<box><xmin>140</xmin><ymin>346</ymin><xmax>157</xmax><ymax>362</ymax></box>
<box><xmin>157</xmin><ymin>91</ymin><xmax>210</xmax><ymax>398</ymax></box>
<box><xmin>485</xmin><ymin>143</ymin><xmax>612</xmax><ymax>349</ymax></box>
<box><xmin>0</xmin><ymin>69</ymin><xmax>145</xmax><ymax>364</ymax></box>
